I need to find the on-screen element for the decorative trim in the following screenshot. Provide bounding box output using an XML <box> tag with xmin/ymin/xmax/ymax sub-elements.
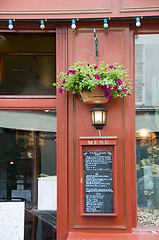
<box><xmin>74</xmin><ymin>224</ymin><xmax>127</xmax><ymax>229</ymax></box>
<box><xmin>73</xmin><ymin>95</ymin><xmax>76</xmax><ymax>227</ymax></box>
<box><xmin>79</xmin><ymin>136</ymin><xmax>117</xmax><ymax>139</ymax></box>
<box><xmin>56</xmin><ymin>26</ymin><xmax>68</xmax><ymax>240</ymax></box>
<box><xmin>121</xmin><ymin>97</ymin><xmax>127</xmax><ymax>227</ymax></box>
<box><xmin>79</xmin><ymin>139</ymin><xmax>118</xmax><ymax>218</ymax></box>
<box><xmin>72</xmin><ymin>29</ymin><xmax>76</xmax><ymax>228</ymax></box>
<box><xmin>0</xmin><ymin>10</ymin><xmax>111</xmax><ymax>15</ymax></box>
<box><xmin>120</xmin><ymin>0</ymin><xmax>159</xmax><ymax>12</ymax></box>
<box><xmin>0</xmin><ymin>1</ymin><xmax>111</xmax><ymax>15</ymax></box>
<box><xmin>74</xmin><ymin>29</ymin><xmax>124</xmax><ymax>34</ymax></box>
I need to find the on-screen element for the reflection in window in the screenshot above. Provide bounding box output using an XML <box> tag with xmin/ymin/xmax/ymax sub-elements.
<box><xmin>135</xmin><ymin>34</ymin><xmax>159</xmax><ymax>227</ymax></box>
<box><xmin>0</xmin><ymin>55</ymin><xmax>56</xmax><ymax>95</ymax></box>
<box><xmin>0</xmin><ymin>33</ymin><xmax>56</xmax><ymax>95</ymax></box>
<box><xmin>0</xmin><ymin>110</ymin><xmax>57</xmax><ymax>239</ymax></box>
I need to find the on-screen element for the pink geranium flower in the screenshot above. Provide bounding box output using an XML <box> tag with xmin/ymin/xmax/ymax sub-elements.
<box><xmin>97</xmin><ymin>84</ymin><xmax>102</xmax><ymax>89</ymax></box>
<box><xmin>113</xmin><ymin>85</ymin><xmax>118</xmax><ymax>91</ymax></box>
<box><xmin>117</xmin><ymin>79</ymin><xmax>123</xmax><ymax>85</ymax></box>
<box><xmin>109</xmin><ymin>65</ymin><xmax>114</xmax><ymax>69</ymax></box>
<box><xmin>71</xmin><ymin>70</ymin><xmax>76</xmax><ymax>74</ymax></box>
<box><xmin>93</xmin><ymin>74</ymin><xmax>101</xmax><ymax>80</ymax></box>
<box><xmin>59</xmin><ymin>87</ymin><xmax>63</xmax><ymax>94</ymax></box>
<box><xmin>104</xmin><ymin>92</ymin><xmax>111</xmax><ymax>99</ymax></box>
<box><xmin>67</xmin><ymin>70</ymin><xmax>76</xmax><ymax>74</ymax></box>
<box><xmin>122</xmin><ymin>88</ymin><xmax>127</xmax><ymax>94</ymax></box>
<box><xmin>104</xmin><ymin>85</ymin><xmax>112</xmax><ymax>92</ymax></box>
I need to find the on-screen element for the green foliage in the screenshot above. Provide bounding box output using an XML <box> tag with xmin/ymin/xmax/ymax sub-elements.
<box><xmin>137</xmin><ymin>145</ymin><xmax>159</xmax><ymax>209</ymax></box>
<box><xmin>54</xmin><ymin>62</ymin><xmax>132</xmax><ymax>101</ymax></box>
<box><xmin>136</xmin><ymin>164</ymin><xmax>140</xmax><ymax>171</ymax></box>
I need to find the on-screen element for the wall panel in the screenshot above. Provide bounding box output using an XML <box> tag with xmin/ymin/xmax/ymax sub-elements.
<box><xmin>0</xmin><ymin>0</ymin><xmax>111</xmax><ymax>15</ymax></box>
<box><xmin>67</xmin><ymin>26</ymin><xmax>134</xmax><ymax>234</ymax></box>
<box><xmin>121</xmin><ymin>0</ymin><xmax>159</xmax><ymax>12</ymax></box>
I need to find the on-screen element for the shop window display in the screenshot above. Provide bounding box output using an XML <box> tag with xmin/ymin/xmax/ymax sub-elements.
<box><xmin>0</xmin><ymin>110</ymin><xmax>57</xmax><ymax>239</ymax></box>
<box><xmin>135</xmin><ymin>34</ymin><xmax>159</xmax><ymax>226</ymax></box>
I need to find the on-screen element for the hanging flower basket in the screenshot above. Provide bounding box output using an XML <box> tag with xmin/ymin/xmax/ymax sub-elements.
<box><xmin>80</xmin><ymin>88</ymin><xmax>108</xmax><ymax>104</ymax></box>
<box><xmin>53</xmin><ymin>62</ymin><xmax>132</xmax><ymax>103</ymax></box>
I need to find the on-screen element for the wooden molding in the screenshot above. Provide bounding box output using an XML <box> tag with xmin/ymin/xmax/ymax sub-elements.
<box><xmin>121</xmin><ymin>0</ymin><xmax>159</xmax><ymax>12</ymax></box>
<box><xmin>0</xmin><ymin>0</ymin><xmax>111</xmax><ymax>15</ymax></box>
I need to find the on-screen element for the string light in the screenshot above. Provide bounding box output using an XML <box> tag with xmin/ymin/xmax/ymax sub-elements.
<box><xmin>40</xmin><ymin>20</ymin><xmax>45</xmax><ymax>30</ymax></box>
<box><xmin>2</xmin><ymin>16</ymin><xmax>159</xmax><ymax>30</ymax></box>
<box><xmin>71</xmin><ymin>19</ymin><xmax>76</xmax><ymax>29</ymax></box>
<box><xmin>103</xmin><ymin>18</ymin><xmax>108</xmax><ymax>28</ymax></box>
<box><xmin>136</xmin><ymin>17</ymin><xmax>141</xmax><ymax>27</ymax></box>
<box><xmin>8</xmin><ymin>19</ymin><xmax>13</xmax><ymax>30</ymax></box>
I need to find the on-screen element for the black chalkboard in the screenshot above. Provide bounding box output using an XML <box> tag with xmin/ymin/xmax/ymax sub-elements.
<box><xmin>84</xmin><ymin>151</ymin><xmax>113</xmax><ymax>214</ymax></box>
<box><xmin>84</xmin><ymin>152</ymin><xmax>112</xmax><ymax>171</ymax></box>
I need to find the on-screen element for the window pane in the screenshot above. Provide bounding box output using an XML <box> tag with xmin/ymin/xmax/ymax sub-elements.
<box><xmin>0</xmin><ymin>33</ymin><xmax>56</xmax><ymax>54</ymax></box>
<box><xmin>0</xmin><ymin>110</ymin><xmax>57</xmax><ymax>239</ymax></box>
<box><xmin>0</xmin><ymin>55</ymin><xmax>55</xmax><ymax>95</ymax></box>
<box><xmin>135</xmin><ymin>34</ymin><xmax>159</xmax><ymax>227</ymax></box>
<box><xmin>0</xmin><ymin>33</ymin><xmax>56</xmax><ymax>95</ymax></box>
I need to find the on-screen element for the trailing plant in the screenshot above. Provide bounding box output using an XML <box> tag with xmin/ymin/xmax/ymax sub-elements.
<box><xmin>53</xmin><ymin>62</ymin><xmax>132</xmax><ymax>100</ymax></box>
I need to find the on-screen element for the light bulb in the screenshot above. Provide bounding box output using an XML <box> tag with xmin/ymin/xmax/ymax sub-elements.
<box><xmin>103</xmin><ymin>18</ymin><xmax>108</xmax><ymax>28</ymax></box>
<box><xmin>40</xmin><ymin>20</ymin><xmax>45</xmax><ymax>30</ymax></box>
<box><xmin>71</xmin><ymin>19</ymin><xmax>76</xmax><ymax>29</ymax></box>
<box><xmin>8</xmin><ymin>19</ymin><xmax>13</xmax><ymax>30</ymax></box>
<box><xmin>136</xmin><ymin>17</ymin><xmax>141</xmax><ymax>27</ymax></box>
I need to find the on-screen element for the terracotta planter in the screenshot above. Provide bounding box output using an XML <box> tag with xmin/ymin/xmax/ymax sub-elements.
<box><xmin>80</xmin><ymin>88</ymin><xmax>108</xmax><ymax>104</ymax></box>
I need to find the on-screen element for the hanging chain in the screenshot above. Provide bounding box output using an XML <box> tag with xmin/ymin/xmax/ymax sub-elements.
<box><xmin>86</xmin><ymin>29</ymin><xmax>105</xmax><ymax>64</ymax></box>
<box><xmin>94</xmin><ymin>29</ymin><xmax>99</xmax><ymax>62</ymax></box>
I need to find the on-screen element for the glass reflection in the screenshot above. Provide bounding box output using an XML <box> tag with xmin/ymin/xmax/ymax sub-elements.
<box><xmin>135</xmin><ymin>34</ymin><xmax>159</xmax><ymax>227</ymax></box>
<box><xmin>0</xmin><ymin>33</ymin><xmax>56</xmax><ymax>95</ymax></box>
<box><xmin>0</xmin><ymin>110</ymin><xmax>57</xmax><ymax>239</ymax></box>
<box><xmin>0</xmin><ymin>55</ymin><xmax>56</xmax><ymax>95</ymax></box>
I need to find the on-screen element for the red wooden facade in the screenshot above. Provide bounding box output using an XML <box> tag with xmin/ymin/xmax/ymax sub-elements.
<box><xmin>0</xmin><ymin>0</ymin><xmax>159</xmax><ymax>239</ymax></box>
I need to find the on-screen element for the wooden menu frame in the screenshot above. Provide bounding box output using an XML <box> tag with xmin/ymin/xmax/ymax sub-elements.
<box><xmin>79</xmin><ymin>136</ymin><xmax>117</xmax><ymax>217</ymax></box>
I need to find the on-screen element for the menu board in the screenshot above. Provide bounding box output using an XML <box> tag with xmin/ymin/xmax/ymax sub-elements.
<box><xmin>84</xmin><ymin>151</ymin><xmax>113</xmax><ymax>214</ymax></box>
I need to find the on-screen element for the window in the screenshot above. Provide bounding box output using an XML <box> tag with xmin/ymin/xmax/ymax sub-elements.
<box><xmin>0</xmin><ymin>110</ymin><xmax>57</xmax><ymax>239</ymax></box>
<box><xmin>135</xmin><ymin>34</ymin><xmax>159</xmax><ymax>227</ymax></box>
<box><xmin>0</xmin><ymin>33</ymin><xmax>56</xmax><ymax>95</ymax></box>
<box><xmin>0</xmin><ymin>33</ymin><xmax>57</xmax><ymax>240</ymax></box>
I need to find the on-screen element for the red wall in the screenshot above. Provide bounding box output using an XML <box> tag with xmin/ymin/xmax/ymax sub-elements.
<box><xmin>1</xmin><ymin>1</ymin><xmax>159</xmax><ymax>239</ymax></box>
<box><xmin>56</xmin><ymin>23</ymin><xmax>137</xmax><ymax>239</ymax></box>
<box><xmin>0</xmin><ymin>0</ymin><xmax>159</xmax><ymax>19</ymax></box>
